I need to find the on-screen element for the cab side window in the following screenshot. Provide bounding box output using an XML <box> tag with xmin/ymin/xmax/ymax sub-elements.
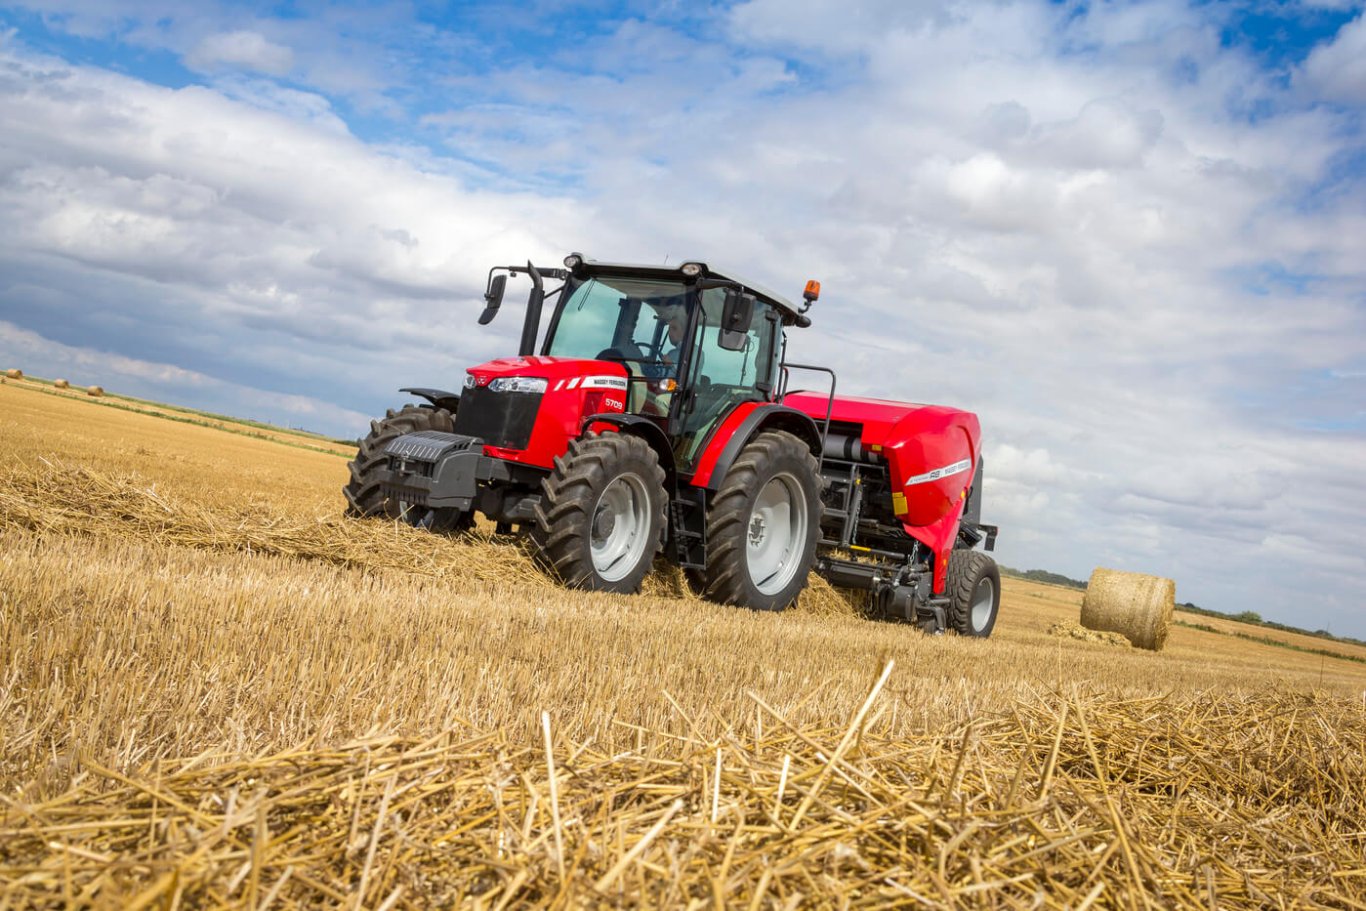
<box><xmin>675</xmin><ymin>290</ymin><xmax>777</xmax><ymax>469</ymax></box>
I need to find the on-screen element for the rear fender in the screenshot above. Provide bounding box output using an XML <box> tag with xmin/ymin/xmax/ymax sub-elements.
<box><xmin>401</xmin><ymin>387</ymin><xmax>462</xmax><ymax>413</ymax></box>
<box><xmin>584</xmin><ymin>413</ymin><xmax>677</xmax><ymax>485</ymax></box>
<box><xmin>690</xmin><ymin>403</ymin><xmax>821</xmax><ymax>491</ymax></box>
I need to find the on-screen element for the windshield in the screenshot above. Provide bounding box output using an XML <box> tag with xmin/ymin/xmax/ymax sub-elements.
<box><xmin>546</xmin><ymin>277</ymin><xmax>694</xmax><ymax>374</ymax></box>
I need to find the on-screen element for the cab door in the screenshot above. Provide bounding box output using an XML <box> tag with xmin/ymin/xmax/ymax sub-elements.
<box><xmin>674</xmin><ymin>289</ymin><xmax>779</xmax><ymax>470</ymax></box>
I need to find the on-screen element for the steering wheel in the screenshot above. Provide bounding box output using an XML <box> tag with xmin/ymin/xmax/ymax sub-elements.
<box><xmin>598</xmin><ymin>345</ymin><xmax>674</xmax><ymax>381</ymax></box>
<box><xmin>595</xmin><ymin>343</ymin><xmax>644</xmax><ymax>363</ymax></box>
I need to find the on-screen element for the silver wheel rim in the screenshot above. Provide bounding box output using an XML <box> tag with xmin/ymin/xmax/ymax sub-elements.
<box><xmin>971</xmin><ymin>577</ymin><xmax>995</xmax><ymax>631</ymax></box>
<box><xmin>746</xmin><ymin>472</ymin><xmax>808</xmax><ymax>596</ymax></box>
<box><xmin>591</xmin><ymin>472</ymin><xmax>652</xmax><ymax>583</ymax></box>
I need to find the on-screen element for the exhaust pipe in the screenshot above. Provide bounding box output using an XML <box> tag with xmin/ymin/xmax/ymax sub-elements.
<box><xmin>519</xmin><ymin>261</ymin><xmax>544</xmax><ymax>357</ymax></box>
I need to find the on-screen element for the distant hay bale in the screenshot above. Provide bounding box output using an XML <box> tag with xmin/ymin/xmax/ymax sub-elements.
<box><xmin>1080</xmin><ymin>568</ymin><xmax>1174</xmax><ymax>651</ymax></box>
<box><xmin>86</xmin><ymin>385</ymin><xmax>105</xmax><ymax>397</ymax></box>
<box><xmin>4</xmin><ymin>369</ymin><xmax>21</xmax><ymax>379</ymax></box>
<box><xmin>54</xmin><ymin>379</ymin><xmax>70</xmax><ymax>389</ymax></box>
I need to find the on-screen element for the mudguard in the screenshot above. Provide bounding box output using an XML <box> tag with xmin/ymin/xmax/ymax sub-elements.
<box><xmin>689</xmin><ymin>403</ymin><xmax>821</xmax><ymax>491</ymax></box>
<box><xmin>584</xmin><ymin>413</ymin><xmax>677</xmax><ymax>482</ymax></box>
<box><xmin>400</xmin><ymin>387</ymin><xmax>462</xmax><ymax>412</ymax></box>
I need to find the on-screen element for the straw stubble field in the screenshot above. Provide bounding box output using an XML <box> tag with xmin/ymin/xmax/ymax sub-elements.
<box><xmin>2</xmin><ymin>380</ymin><xmax>1365</xmax><ymax>909</ymax></box>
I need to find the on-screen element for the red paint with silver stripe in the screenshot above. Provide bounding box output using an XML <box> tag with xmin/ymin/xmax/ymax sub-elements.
<box><xmin>465</xmin><ymin>356</ymin><xmax>628</xmax><ymax>469</ymax></box>
<box><xmin>783</xmin><ymin>392</ymin><xmax>981</xmax><ymax>595</ymax></box>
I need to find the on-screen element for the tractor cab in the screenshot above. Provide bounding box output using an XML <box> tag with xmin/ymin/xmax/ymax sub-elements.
<box><xmin>541</xmin><ymin>260</ymin><xmax>786</xmax><ymax>471</ymax></box>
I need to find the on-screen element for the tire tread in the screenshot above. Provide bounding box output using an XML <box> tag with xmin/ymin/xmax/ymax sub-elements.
<box><xmin>946</xmin><ymin>549</ymin><xmax>1000</xmax><ymax>637</ymax></box>
<box><xmin>531</xmin><ymin>433</ymin><xmax>666</xmax><ymax>593</ymax></box>
<box><xmin>702</xmin><ymin>430</ymin><xmax>822</xmax><ymax>611</ymax></box>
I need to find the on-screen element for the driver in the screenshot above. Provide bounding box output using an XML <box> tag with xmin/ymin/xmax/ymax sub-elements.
<box><xmin>636</xmin><ymin>300</ymin><xmax>689</xmax><ymax>416</ymax></box>
<box><xmin>650</xmin><ymin>300</ymin><xmax>687</xmax><ymax>369</ymax></box>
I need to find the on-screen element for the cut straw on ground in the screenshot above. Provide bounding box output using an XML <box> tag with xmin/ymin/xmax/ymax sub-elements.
<box><xmin>0</xmin><ymin>458</ymin><xmax>857</xmax><ymax>617</ymax></box>
<box><xmin>5</xmin><ymin>408</ymin><xmax>1366</xmax><ymax>909</ymax></box>
<box><xmin>2</xmin><ymin>688</ymin><xmax>1363</xmax><ymax>909</ymax></box>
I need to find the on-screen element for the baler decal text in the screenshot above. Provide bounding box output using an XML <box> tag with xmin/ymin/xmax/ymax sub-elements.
<box><xmin>904</xmin><ymin>458</ymin><xmax>972</xmax><ymax>487</ymax></box>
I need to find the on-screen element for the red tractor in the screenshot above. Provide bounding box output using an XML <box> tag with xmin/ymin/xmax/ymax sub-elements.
<box><xmin>345</xmin><ymin>255</ymin><xmax>1000</xmax><ymax>634</ymax></box>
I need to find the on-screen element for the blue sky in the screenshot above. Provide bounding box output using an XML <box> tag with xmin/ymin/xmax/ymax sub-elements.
<box><xmin>1</xmin><ymin>0</ymin><xmax>1364</xmax><ymax>634</ymax></box>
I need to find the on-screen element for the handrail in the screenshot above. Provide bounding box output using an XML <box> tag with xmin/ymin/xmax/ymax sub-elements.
<box><xmin>778</xmin><ymin>361</ymin><xmax>836</xmax><ymax>473</ymax></box>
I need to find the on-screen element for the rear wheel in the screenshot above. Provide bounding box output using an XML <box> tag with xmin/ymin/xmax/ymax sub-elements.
<box><xmin>947</xmin><ymin>550</ymin><xmax>1000</xmax><ymax>637</ymax></box>
<box><xmin>344</xmin><ymin>404</ymin><xmax>469</xmax><ymax>531</ymax></box>
<box><xmin>703</xmin><ymin>431</ymin><xmax>822</xmax><ymax>611</ymax></box>
<box><xmin>533</xmin><ymin>433</ymin><xmax>667</xmax><ymax>593</ymax></box>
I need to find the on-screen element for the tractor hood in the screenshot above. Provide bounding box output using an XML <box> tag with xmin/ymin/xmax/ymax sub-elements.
<box><xmin>459</xmin><ymin>356</ymin><xmax>630</xmax><ymax>470</ymax></box>
<box><xmin>465</xmin><ymin>355</ymin><xmax>628</xmax><ymax>390</ymax></box>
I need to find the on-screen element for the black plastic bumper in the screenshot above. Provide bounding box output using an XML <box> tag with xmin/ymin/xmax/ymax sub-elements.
<box><xmin>373</xmin><ymin>430</ymin><xmax>512</xmax><ymax>511</ymax></box>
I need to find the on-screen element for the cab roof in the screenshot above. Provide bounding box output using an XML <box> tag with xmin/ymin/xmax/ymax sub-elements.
<box><xmin>572</xmin><ymin>255</ymin><xmax>810</xmax><ymax>326</ymax></box>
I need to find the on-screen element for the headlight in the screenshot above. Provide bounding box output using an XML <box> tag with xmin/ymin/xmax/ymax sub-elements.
<box><xmin>488</xmin><ymin>376</ymin><xmax>548</xmax><ymax>394</ymax></box>
<box><xmin>563</xmin><ymin>253</ymin><xmax>583</xmax><ymax>270</ymax></box>
<box><xmin>464</xmin><ymin>374</ymin><xmax>476</xmax><ymax>389</ymax></box>
<box><xmin>680</xmin><ymin>261</ymin><xmax>703</xmax><ymax>277</ymax></box>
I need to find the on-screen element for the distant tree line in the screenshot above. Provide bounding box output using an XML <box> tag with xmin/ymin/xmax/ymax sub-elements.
<box><xmin>1000</xmin><ymin>566</ymin><xmax>1365</xmax><ymax>648</ymax></box>
<box><xmin>998</xmin><ymin>567</ymin><xmax>1088</xmax><ymax>589</ymax></box>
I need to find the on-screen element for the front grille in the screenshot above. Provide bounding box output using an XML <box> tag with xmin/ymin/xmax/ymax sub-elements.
<box><xmin>385</xmin><ymin>431</ymin><xmax>481</xmax><ymax>479</ymax></box>
<box><xmin>386</xmin><ymin>430</ymin><xmax>469</xmax><ymax>461</ymax></box>
<box><xmin>454</xmin><ymin>387</ymin><xmax>541</xmax><ymax>450</ymax></box>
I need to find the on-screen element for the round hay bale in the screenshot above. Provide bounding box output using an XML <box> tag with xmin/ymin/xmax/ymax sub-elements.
<box><xmin>54</xmin><ymin>378</ymin><xmax>70</xmax><ymax>389</ymax></box>
<box><xmin>1080</xmin><ymin>568</ymin><xmax>1174</xmax><ymax>651</ymax></box>
<box><xmin>4</xmin><ymin>368</ymin><xmax>21</xmax><ymax>379</ymax></box>
<box><xmin>86</xmin><ymin>385</ymin><xmax>105</xmax><ymax>397</ymax></box>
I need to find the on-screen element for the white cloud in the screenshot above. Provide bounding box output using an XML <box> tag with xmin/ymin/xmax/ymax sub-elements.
<box><xmin>0</xmin><ymin>3</ymin><xmax>1363</xmax><ymax>633</ymax></box>
<box><xmin>1298</xmin><ymin>14</ymin><xmax>1366</xmax><ymax>105</ymax></box>
<box><xmin>185</xmin><ymin>29</ymin><xmax>294</xmax><ymax>76</ymax></box>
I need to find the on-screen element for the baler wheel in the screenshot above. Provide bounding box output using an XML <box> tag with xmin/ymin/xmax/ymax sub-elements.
<box><xmin>946</xmin><ymin>550</ymin><xmax>1000</xmax><ymax>637</ymax></box>
<box><xmin>532</xmin><ymin>433</ymin><xmax>667</xmax><ymax>593</ymax></box>
<box><xmin>702</xmin><ymin>431</ymin><xmax>822</xmax><ymax>611</ymax></box>
<box><xmin>344</xmin><ymin>404</ymin><xmax>467</xmax><ymax>530</ymax></box>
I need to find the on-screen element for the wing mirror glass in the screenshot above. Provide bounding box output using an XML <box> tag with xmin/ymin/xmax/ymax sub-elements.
<box><xmin>479</xmin><ymin>274</ymin><xmax>507</xmax><ymax>325</ymax></box>
<box><xmin>721</xmin><ymin>289</ymin><xmax>754</xmax><ymax>331</ymax></box>
<box><xmin>719</xmin><ymin>289</ymin><xmax>755</xmax><ymax>351</ymax></box>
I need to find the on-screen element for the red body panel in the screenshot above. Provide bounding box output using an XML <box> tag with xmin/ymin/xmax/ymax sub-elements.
<box><xmin>465</xmin><ymin>356</ymin><xmax>627</xmax><ymax>469</ymax></box>
<box><xmin>784</xmin><ymin>392</ymin><xmax>981</xmax><ymax>594</ymax></box>
<box><xmin>687</xmin><ymin>401</ymin><xmax>765</xmax><ymax>489</ymax></box>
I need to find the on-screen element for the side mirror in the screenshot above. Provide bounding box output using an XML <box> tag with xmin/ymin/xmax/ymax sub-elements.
<box><xmin>721</xmin><ymin>288</ymin><xmax>754</xmax><ymax>333</ymax></box>
<box><xmin>719</xmin><ymin>289</ymin><xmax>755</xmax><ymax>351</ymax></box>
<box><xmin>478</xmin><ymin>274</ymin><xmax>507</xmax><ymax>325</ymax></box>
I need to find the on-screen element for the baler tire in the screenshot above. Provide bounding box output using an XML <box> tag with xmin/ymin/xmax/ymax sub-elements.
<box><xmin>946</xmin><ymin>550</ymin><xmax>1000</xmax><ymax>637</ymax></box>
<box><xmin>343</xmin><ymin>404</ymin><xmax>458</xmax><ymax>525</ymax></box>
<box><xmin>532</xmin><ymin>433</ymin><xmax>667</xmax><ymax>594</ymax></box>
<box><xmin>702</xmin><ymin>430</ymin><xmax>822</xmax><ymax>611</ymax></box>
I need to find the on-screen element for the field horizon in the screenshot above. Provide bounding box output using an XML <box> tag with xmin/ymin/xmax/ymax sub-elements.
<box><xmin>2</xmin><ymin>377</ymin><xmax>1364</xmax><ymax>908</ymax></box>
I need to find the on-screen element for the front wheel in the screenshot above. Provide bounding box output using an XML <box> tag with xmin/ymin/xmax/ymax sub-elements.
<box><xmin>532</xmin><ymin>433</ymin><xmax>667</xmax><ymax>593</ymax></box>
<box><xmin>946</xmin><ymin>550</ymin><xmax>1000</xmax><ymax>637</ymax></box>
<box><xmin>344</xmin><ymin>404</ymin><xmax>469</xmax><ymax>531</ymax></box>
<box><xmin>703</xmin><ymin>431</ymin><xmax>822</xmax><ymax>611</ymax></box>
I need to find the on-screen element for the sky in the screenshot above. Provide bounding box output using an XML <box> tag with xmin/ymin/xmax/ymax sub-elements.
<box><xmin>1</xmin><ymin>0</ymin><xmax>1363</xmax><ymax>633</ymax></box>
